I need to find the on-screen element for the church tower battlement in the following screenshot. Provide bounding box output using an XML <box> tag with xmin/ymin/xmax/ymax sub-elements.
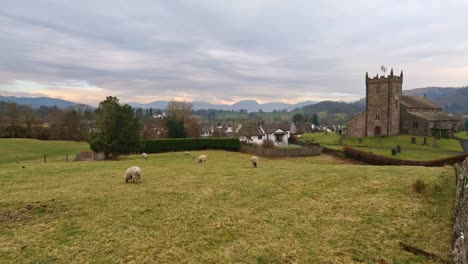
<box><xmin>365</xmin><ymin>69</ymin><xmax>403</xmax><ymax>136</ymax></box>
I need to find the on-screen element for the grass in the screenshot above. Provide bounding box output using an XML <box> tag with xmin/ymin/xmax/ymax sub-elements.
<box><xmin>300</xmin><ymin>133</ymin><xmax>465</xmax><ymax>160</ymax></box>
<box><xmin>0</xmin><ymin>138</ymin><xmax>90</xmax><ymax>165</ymax></box>
<box><xmin>0</xmin><ymin>139</ymin><xmax>455</xmax><ymax>263</ymax></box>
<box><xmin>455</xmin><ymin>131</ymin><xmax>468</xmax><ymax>140</ymax></box>
<box><xmin>298</xmin><ymin>132</ymin><xmax>341</xmax><ymax>146</ymax></box>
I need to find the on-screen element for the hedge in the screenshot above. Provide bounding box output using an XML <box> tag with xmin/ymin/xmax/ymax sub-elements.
<box><xmin>141</xmin><ymin>138</ymin><xmax>240</xmax><ymax>153</ymax></box>
<box><xmin>343</xmin><ymin>146</ymin><xmax>468</xmax><ymax>167</ymax></box>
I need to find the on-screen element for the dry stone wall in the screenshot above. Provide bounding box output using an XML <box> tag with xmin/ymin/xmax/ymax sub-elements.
<box><xmin>453</xmin><ymin>158</ymin><xmax>468</xmax><ymax>263</ymax></box>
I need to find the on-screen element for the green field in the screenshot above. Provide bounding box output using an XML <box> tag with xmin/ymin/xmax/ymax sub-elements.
<box><xmin>0</xmin><ymin>139</ymin><xmax>455</xmax><ymax>263</ymax></box>
<box><xmin>0</xmin><ymin>138</ymin><xmax>90</xmax><ymax>165</ymax></box>
<box><xmin>455</xmin><ymin>131</ymin><xmax>468</xmax><ymax>140</ymax></box>
<box><xmin>300</xmin><ymin>133</ymin><xmax>465</xmax><ymax>160</ymax></box>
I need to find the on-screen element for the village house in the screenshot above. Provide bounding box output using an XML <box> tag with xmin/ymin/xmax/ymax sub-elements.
<box><xmin>239</xmin><ymin>123</ymin><xmax>290</xmax><ymax>146</ymax></box>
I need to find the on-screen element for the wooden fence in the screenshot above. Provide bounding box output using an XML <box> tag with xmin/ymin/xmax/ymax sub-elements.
<box><xmin>239</xmin><ymin>143</ymin><xmax>321</xmax><ymax>157</ymax></box>
<box><xmin>74</xmin><ymin>151</ymin><xmax>105</xmax><ymax>161</ymax></box>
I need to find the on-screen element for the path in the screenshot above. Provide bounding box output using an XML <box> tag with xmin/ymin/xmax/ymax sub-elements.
<box><xmin>460</xmin><ymin>139</ymin><xmax>468</xmax><ymax>154</ymax></box>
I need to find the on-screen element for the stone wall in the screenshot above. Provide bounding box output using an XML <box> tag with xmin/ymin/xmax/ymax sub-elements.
<box><xmin>365</xmin><ymin>74</ymin><xmax>402</xmax><ymax>137</ymax></box>
<box><xmin>452</xmin><ymin>157</ymin><xmax>468</xmax><ymax>263</ymax></box>
<box><xmin>346</xmin><ymin>112</ymin><xmax>366</xmax><ymax>138</ymax></box>
<box><xmin>400</xmin><ymin>105</ymin><xmax>430</xmax><ymax>136</ymax></box>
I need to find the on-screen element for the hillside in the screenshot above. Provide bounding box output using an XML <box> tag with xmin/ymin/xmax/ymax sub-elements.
<box><xmin>301</xmin><ymin>101</ymin><xmax>364</xmax><ymax>115</ymax></box>
<box><xmin>128</xmin><ymin>100</ymin><xmax>317</xmax><ymax>112</ymax></box>
<box><xmin>403</xmin><ymin>86</ymin><xmax>468</xmax><ymax>113</ymax></box>
<box><xmin>0</xmin><ymin>146</ymin><xmax>454</xmax><ymax>263</ymax></box>
<box><xmin>0</xmin><ymin>96</ymin><xmax>88</xmax><ymax>109</ymax></box>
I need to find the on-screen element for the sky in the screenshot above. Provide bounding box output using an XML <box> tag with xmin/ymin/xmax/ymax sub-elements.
<box><xmin>0</xmin><ymin>0</ymin><xmax>467</xmax><ymax>106</ymax></box>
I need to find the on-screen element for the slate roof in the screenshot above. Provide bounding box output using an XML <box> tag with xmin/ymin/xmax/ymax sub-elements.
<box><xmin>239</xmin><ymin>126</ymin><xmax>264</xmax><ymax>137</ymax></box>
<box><xmin>407</xmin><ymin>111</ymin><xmax>458</xmax><ymax>121</ymax></box>
<box><xmin>262</xmin><ymin>123</ymin><xmax>290</xmax><ymax>134</ymax></box>
<box><xmin>400</xmin><ymin>96</ymin><xmax>441</xmax><ymax>109</ymax></box>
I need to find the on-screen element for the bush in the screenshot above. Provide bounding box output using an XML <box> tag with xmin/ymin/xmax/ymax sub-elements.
<box><xmin>289</xmin><ymin>134</ymin><xmax>298</xmax><ymax>144</ymax></box>
<box><xmin>343</xmin><ymin>146</ymin><xmax>468</xmax><ymax>167</ymax></box>
<box><xmin>142</xmin><ymin>138</ymin><xmax>240</xmax><ymax>153</ymax></box>
<box><xmin>413</xmin><ymin>178</ymin><xmax>427</xmax><ymax>194</ymax></box>
<box><xmin>262</xmin><ymin>139</ymin><xmax>275</xmax><ymax>149</ymax></box>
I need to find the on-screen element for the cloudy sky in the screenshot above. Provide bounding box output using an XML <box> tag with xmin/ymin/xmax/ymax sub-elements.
<box><xmin>0</xmin><ymin>0</ymin><xmax>467</xmax><ymax>106</ymax></box>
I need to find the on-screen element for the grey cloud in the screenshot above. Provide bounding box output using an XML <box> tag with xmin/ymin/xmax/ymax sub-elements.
<box><xmin>0</xmin><ymin>0</ymin><xmax>467</xmax><ymax>105</ymax></box>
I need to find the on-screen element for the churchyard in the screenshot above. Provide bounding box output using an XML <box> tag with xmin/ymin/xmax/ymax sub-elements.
<box><xmin>301</xmin><ymin>132</ymin><xmax>465</xmax><ymax>160</ymax></box>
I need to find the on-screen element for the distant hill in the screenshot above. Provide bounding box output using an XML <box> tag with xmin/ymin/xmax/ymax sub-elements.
<box><xmin>128</xmin><ymin>100</ymin><xmax>317</xmax><ymax>112</ymax></box>
<box><xmin>355</xmin><ymin>86</ymin><xmax>468</xmax><ymax>114</ymax></box>
<box><xmin>0</xmin><ymin>96</ymin><xmax>89</xmax><ymax>109</ymax></box>
<box><xmin>301</xmin><ymin>101</ymin><xmax>365</xmax><ymax>115</ymax></box>
<box><xmin>403</xmin><ymin>87</ymin><xmax>468</xmax><ymax>114</ymax></box>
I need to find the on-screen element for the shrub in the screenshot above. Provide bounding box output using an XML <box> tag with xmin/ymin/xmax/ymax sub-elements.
<box><xmin>142</xmin><ymin>138</ymin><xmax>240</xmax><ymax>153</ymax></box>
<box><xmin>343</xmin><ymin>146</ymin><xmax>468</xmax><ymax>167</ymax></box>
<box><xmin>262</xmin><ymin>139</ymin><xmax>275</xmax><ymax>149</ymax></box>
<box><xmin>413</xmin><ymin>178</ymin><xmax>427</xmax><ymax>194</ymax></box>
<box><xmin>289</xmin><ymin>134</ymin><xmax>298</xmax><ymax>144</ymax></box>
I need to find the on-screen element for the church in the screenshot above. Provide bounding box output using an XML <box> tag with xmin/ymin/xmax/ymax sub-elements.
<box><xmin>346</xmin><ymin>69</ymin><xmax>460</xmax><ymax>138</ymax></box>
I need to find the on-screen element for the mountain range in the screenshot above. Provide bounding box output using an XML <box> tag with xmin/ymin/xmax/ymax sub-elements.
<box><xmin>1</xmin><ymin>86</ymin><xmax>467</xmax><ymax>114</ymax></box>
<box><xmin>128</xmin><ymin>100</ymin><xmax>317</xmax><ymax>112</ymax></box>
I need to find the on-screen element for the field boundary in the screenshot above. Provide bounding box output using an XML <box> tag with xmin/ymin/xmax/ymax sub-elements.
<box><xmin>452</xmin><ymin>157</ymin><xmax>468</xmax><ymax>263</ymax></box>
<box><xmin>343</xmin><ymin>146</ymin><xmax>468</xmax><ymax>166</ymax></box>
<box><xmin>240</xmin><ymin>143</ymin><xmax>321</xmax><ymax>157</ymax></box>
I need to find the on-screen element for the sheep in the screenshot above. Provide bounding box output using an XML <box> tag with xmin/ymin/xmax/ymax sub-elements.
<box><xmin>250</xmin><ymin>156</ymin><xmax>259</xmax><ymax>168</ymax></box>
<box><xmin>184</xmin><ymin>151</ymin><xmax>190</xmax><ymax>155</ymax></box>
<box><xmin>142</xmin><ymin>152</ymin><xmax>148</xmax><ymax>159</ymax></box>
<box><xmin>124</xmin><ymin>166</ymin><xmax>142</xmax><ymax>183</ymax></box>
<box><xmin>198</xmin><ymin>154</ymin><xmax>207</xmax><ymax>164</ymax></box>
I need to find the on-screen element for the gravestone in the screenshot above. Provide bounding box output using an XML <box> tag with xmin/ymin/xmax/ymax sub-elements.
<box><xmin>391</xmin><ymin>149</ymin><xmax>396</xmax><ymax>156</ymax></box>
<box><xmin>396</xmin><ymin>145</ymin><xmax>401</xmax><ymax>153</ymax></box>
<box><xmin>411</xmin><ymin>137</ymin><xmax>416</xmax><ymax>144</ymax></box>
<box><xmin>423</xmin><ymin>136</ymin><xmax>427</xmax><ymax>145</ymax></box>
<box><xmin>433</xmin><ymin>139</ymin><xmax>440</xmax><ymax>147</ymax></box>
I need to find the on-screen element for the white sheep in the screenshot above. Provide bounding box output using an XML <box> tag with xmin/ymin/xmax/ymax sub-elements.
<box><xmin>142</xmin><ymin>152</ymin><xmax>148</xmax><ymax>159</ymax></box>
<box><xmin>124</xmin><ymin>166</ymin><xmax>142</xmax><ymax>183</ymax></box>
<box><xmin>250</xmin><ymin>156</ymin><xmax>259</xmax><ymax>168</ymax></box>
<box><xmin>198</xmin><ymin>154</ymin><xmax>207</xmax><ymax>164</ymax></box>
<box><xmin>184</xmin><ymin>151</ymin><xmax>190</xmax><ymax>155</ymax></box>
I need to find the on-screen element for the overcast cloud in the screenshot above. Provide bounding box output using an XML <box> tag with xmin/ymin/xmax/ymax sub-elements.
<box><xmin>0</xmin><ymin>0</ymin><xmax>467</xmax><ymax>105</ymax></box>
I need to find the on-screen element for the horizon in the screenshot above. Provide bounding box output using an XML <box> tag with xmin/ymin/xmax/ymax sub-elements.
<box><xmin>1</xmin><ymin>1</ymin><xmax>468</xmax><ymax>105</ymax></box>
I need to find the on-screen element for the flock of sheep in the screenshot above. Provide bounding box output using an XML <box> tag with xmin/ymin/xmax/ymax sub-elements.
<box><xmin>123</xmin><ymin>152</ymin><xmax>259</xmax><ymax>184</ymax></box>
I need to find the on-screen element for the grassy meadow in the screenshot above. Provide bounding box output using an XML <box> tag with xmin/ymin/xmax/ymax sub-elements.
<box><xmin>300</xmin><ymin>132</ymin><xmax>465</xmax><ymax>160</ymax></box>
<box><xmin>0</xmin><ymin>139</ymin><xmax>456</xmax><ymax>263</ymax></box>
<box><xmin>455</xmin><ymin>131</ymin><xmax>468</xmax><ymax>140</ymax></box>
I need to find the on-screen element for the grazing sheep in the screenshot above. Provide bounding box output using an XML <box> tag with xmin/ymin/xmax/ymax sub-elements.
<box><xmin>124</xmin><ymin>166</ymin><xmax>142</xmax><ymax>183</ymax></box>
<box><xmin>250</xmin><ymin>156</ymin><xmax>259</xmax><ymax>168</ymax></box>
<box><xmin>198</xmin><ymin>154</ymin><xmax>207</xmax><ymax>164</ymax></box>
<box><xmin>142</xmin><ymin>152</ymin><xmax>148</xmax><ymax>159</ymax></box>
<box><xmin>184</xmin><ymin>151</ymin><xmax>190</xmax><ymax>155</ymax></box>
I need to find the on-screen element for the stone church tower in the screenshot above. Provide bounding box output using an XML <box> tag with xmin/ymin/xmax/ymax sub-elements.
<box><xmin>365</xmin><ymin>69</ymin><xmax>403</xmax><ymax>136</ymax></box>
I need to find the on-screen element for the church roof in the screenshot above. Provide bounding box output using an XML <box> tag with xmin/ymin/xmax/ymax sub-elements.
<box><xmin>400</xmin><ymin>96</ymin><xmax>441</xmax><ymax>109</ymax></box>
<box><xmin>407</xmin><ymin>111</ymin><xmax>458</xmax><ymax>121</ymax></box>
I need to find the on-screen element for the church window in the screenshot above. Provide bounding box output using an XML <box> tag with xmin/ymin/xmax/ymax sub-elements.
<box><xmin>413</xmin><ymin>121</ymin><xmax>419</xmax><ymax>129</ymax></box>
<box><xmin>375</xmin><ymin>114</ymin><xmax>380</xmax><ymax>120</ymax></box>
<box><xmin>376</xmin><ymin>86</ymin><xmax>381</xmax><ymax>93</ymax></box>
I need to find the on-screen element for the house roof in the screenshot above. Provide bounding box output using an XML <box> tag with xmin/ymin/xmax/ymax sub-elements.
<box><xmin>262</xmin><ymin>123</ymin><xmax>290</xmax><ymax>134</ymax></box>
<box><xmin>400</xmin><ymin>96</ymin><xmax>441</xmax><ymax>109</ymax></box>
<box><xmin>407</xmin><ymin>111</ymin><xmax>459</xmax><ymax>122</ymax></box>
<box><xmin>239</xmin><ymin>126</ymin><xmax>264</xmax><ymax>137</ymax></box>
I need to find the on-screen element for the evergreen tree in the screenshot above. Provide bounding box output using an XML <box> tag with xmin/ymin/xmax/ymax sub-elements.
<box><xmin>312</xmin><ymin>113</ymin><xmax>319</xmax><ymax>126</ymax></box>
<box><xmin>89</xmin><ymin>96</ymin><xmax>141</xmax><ymax>159</ymax></box>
